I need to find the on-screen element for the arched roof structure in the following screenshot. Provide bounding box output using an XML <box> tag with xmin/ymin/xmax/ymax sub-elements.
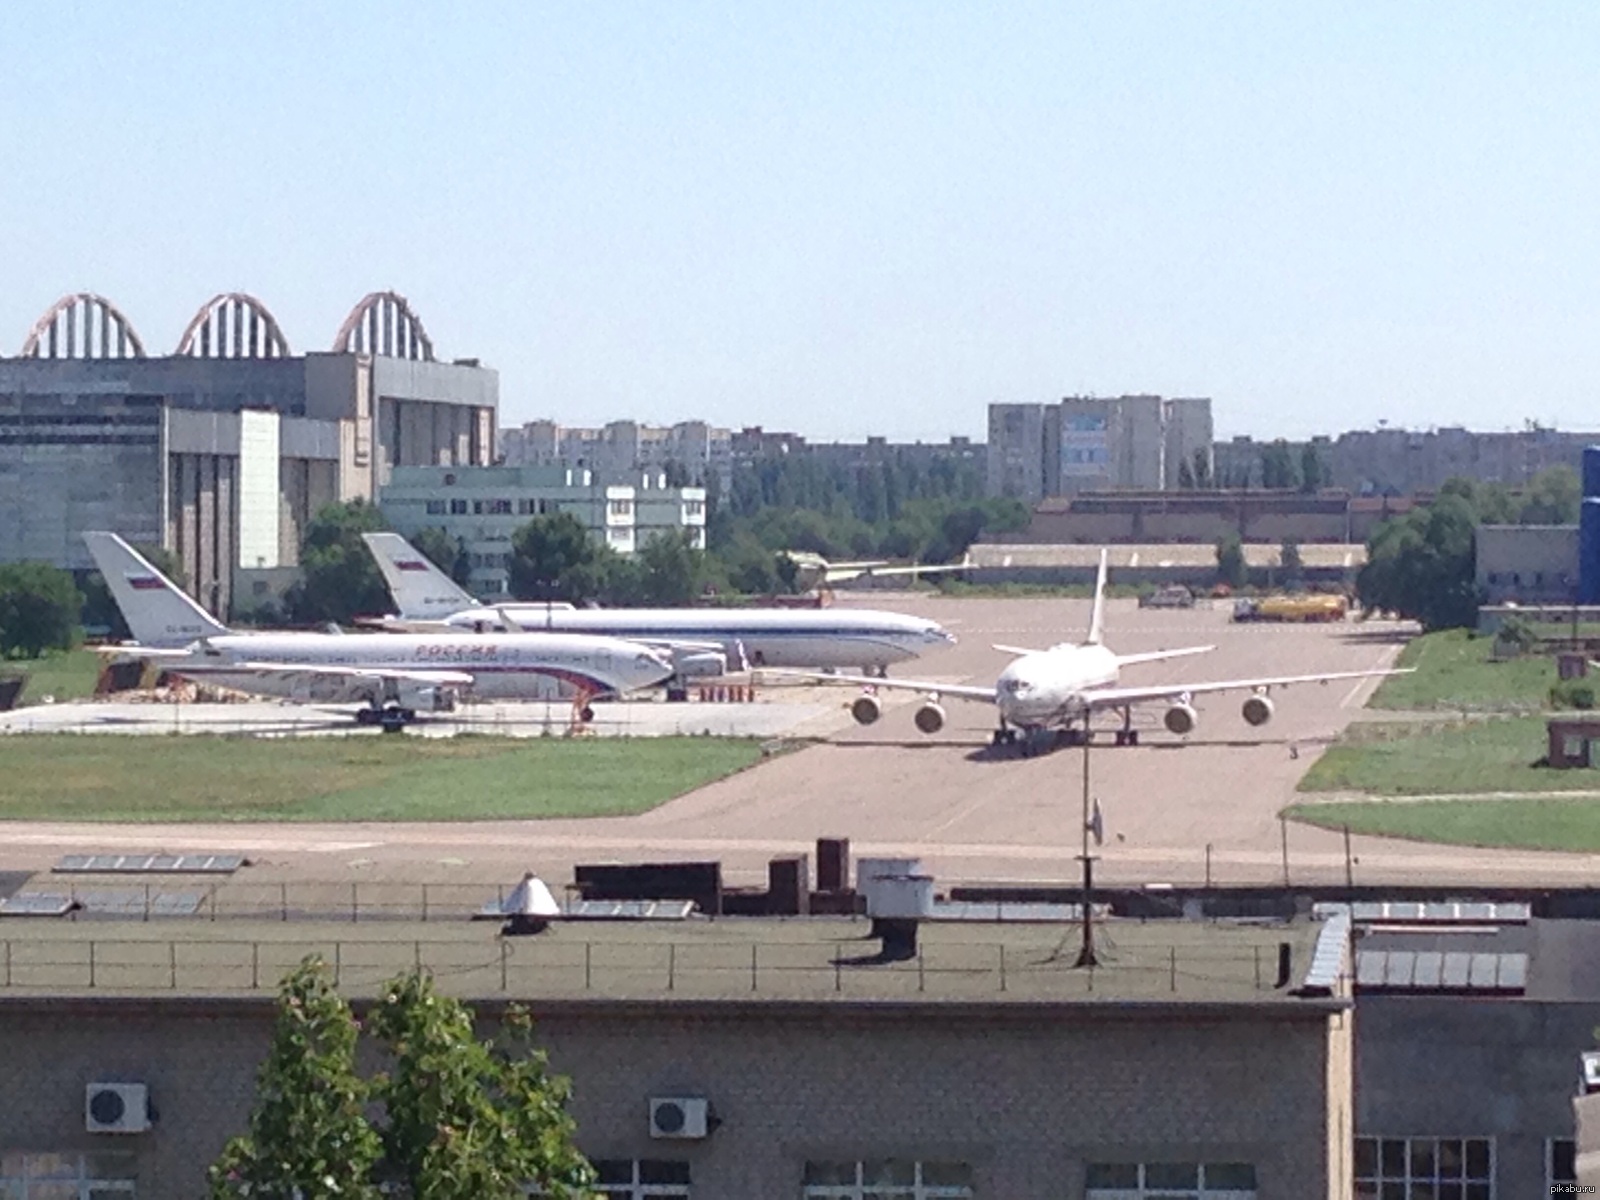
<box><xmin>175</xmin><ymin>293</ymin><xmax>290</xmax><ymax>358</ymax></box>
<box><xmin>333</xmin><ymin>290</ymin><xmax>435</xmax><ymax>361</ymax></box>
<box><xmin>20</xmin><ymin>293</ymin><xmax>147</xmax><ymax>358</ymax></box>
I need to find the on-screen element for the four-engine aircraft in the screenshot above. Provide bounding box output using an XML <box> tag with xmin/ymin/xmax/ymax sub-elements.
<box><xmin>84</xmin><ymin>532</ymin><xmax>674</xmax><ymax>730</ymax></box>
<box><xmin>780</xmin><ymin>549</ymin><xmax>1410</xmax><ymax>754</ymax></box>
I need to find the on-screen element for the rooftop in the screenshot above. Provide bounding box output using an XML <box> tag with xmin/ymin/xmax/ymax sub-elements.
<box><xmin>0</xmin><ymin>914</ymin><xmax>1338</xmax><ymax>1011</ymax></box>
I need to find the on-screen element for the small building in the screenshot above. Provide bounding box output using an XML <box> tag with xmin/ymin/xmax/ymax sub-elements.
<box><xmin>1476</xmin><ymin>524</ymin><xmax>1579</xmax><ymax>605</ymax></box>
<box><xmin>1547</xmin><ymin>716</ymin><xmax>1600</xmax><ymax>768</ymax></box>
<box><xmin>380</xmin><ymin>464</ymin><xmax>706</xmax><ymax>596</ymax></box>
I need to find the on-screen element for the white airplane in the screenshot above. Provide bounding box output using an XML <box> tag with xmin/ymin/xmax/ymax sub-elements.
<box><xmin>780</xmin><ymin>549</ymin><xmax>972</xmax><ymax>591</ymax></box>
<box><xmin>84</xmin><ymin>532</ymin><xmax>675</xmax><ymax>730</ymax></box>
<box><xmin>783</xmin><ymin>549</ymin><xmax>1410</xmax><ymax>755</ymax></box>
<box><xmin>362</xmin><ymin>532</ymin><xmax>957</xmax><ymax>678</ymax></box>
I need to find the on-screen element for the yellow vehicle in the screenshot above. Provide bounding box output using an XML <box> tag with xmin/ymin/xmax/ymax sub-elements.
<box><xmin>1232</xmin><ymin>594</ymin><xmax>1349</xmax><ymax>623</ymax></box>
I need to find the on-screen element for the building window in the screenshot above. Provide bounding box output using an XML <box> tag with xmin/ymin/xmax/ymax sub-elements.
<box><xmin>1085</xmin><ymin>1161</ymin><xmax>1256</xmax><ymax>1198</ymax></box>
<box><xmin>802</xmin><ymin>1161</ymin><xmax>972</xmax><ymax>1198</ymax></box>
<box><xmin>450</xmin><ymin>499</ymin><xmax>468</xmax><ymax>515</ymax></box>
<box><xmin>0</xmin><ymin>1151</ymin><xmax>137</xmax><ymax>1197</ymax></box>
<box><xmin>518</xmin><ymin>498</ymin><xmax>534</xmax><ymax>515</ymax></box>
<box><xmin>1354</xmin><ymin>1137</ymin><xmax>1493</xmax><ymax>1198</ymax></box>
<box><xmin>425</xmin><ymin>499</ymin><xmax>446</xmax><ymax>515</ymax></box>
<box><xmin>685</xmin><ymin>501</ymin><xmax>704</xmax><ymax>516</ymax></box>
<box><xmin>489</xmin><ymin>499</ymin><xmax>513</xmax><ymax>515</ymax></box>
<box><xmin>1549</xmin><ymin>1138</ymin><xmax>1576</xmax><ymax>1190</ymax></box>
<box><xmin>591</xmin><ymin>1159</ymin><xmax>690</xmax><ymax>1199</ymax></box>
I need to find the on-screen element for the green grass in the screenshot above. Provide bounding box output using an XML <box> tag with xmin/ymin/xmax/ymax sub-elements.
<box><xmin>1287</xmin><ymin>797</ymin><xmax>1600</xmax><ymax>853</ymax></box>
<box><xmin>0</xmin><ymin>735</ymin><xmax>768</xmax><ymax>821</ymax></box>
<box><xmin>1367</xmin><ymin>629</ymin><xmax>1555</xmax><ymax>712</ymax></box>
<box><xmin>1</xmin><ymin>648</ymin><xmax>103</xmax><ymax>706</ymax></box>
<box><xmin>1297</xmin><ymin>715</ymin><xmax>1593</xmax><ymax>796</ymax></box>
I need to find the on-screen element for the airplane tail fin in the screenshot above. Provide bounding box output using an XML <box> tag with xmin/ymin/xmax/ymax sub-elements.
<box><xmin>1085</xmin><ymin>548</ymin><xmax>1109</xmax><ymax>645</ymax></box>
<box><xmin>362</xmin><ymin>532</ymin><xmax>476</xmax><ymax>620</ymax></box>
<box><xmin>82</xmin><ymin>532</ymin><xmax>230</xmax><ymax>647</ymax></box>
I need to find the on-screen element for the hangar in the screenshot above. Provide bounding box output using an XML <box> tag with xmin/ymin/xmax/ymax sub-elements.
<box><xmin>0</xmin><ymin>291</ymin><xmax>496</xmax><ymax>616</ymax></box>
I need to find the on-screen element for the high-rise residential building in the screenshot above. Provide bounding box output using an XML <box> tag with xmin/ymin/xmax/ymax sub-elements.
<box><xmin>987</xmin><ymin>396</ymin><xmax>1214</xmax><ymax>502</ymax></box>
<box><xmin>500</xmin><ymin>419</ymin><xmax>733</xmax><ymax>488</ymax></box>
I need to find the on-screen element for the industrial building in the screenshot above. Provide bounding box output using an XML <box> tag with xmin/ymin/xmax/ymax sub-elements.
<box><xmin>380</xmin><ymin>465</ymin><xmax>707</xmax><ymax>596</ymax></box>
<box><xmin>0</xmin><ymin>898</ymin><xmax>1352</xmax><ymax>1199</ymax></box>
<box><xmin>987</xmin><ymin>396</ymin><xmax>1214</xmax><ymax>503</ymax></box>
<box><xmin>0</xmin><ymin>291</ymin><xmax>496</xmax><ymax>615</ymax></box>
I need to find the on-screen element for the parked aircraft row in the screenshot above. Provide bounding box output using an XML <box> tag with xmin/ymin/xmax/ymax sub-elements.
<box><xmin>84</xmin><ymin>532</ymin><xmax>956</xmax><ymax>731</ymax></box>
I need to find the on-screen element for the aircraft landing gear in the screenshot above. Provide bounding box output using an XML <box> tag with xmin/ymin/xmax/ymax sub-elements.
<box><xmin>991</xmin><ymin>724</ymin><xmax>1018</xmax><ymax>747</ymax></box>
<box><xmin>357</xmin><ymin>705</ymin><xmax>416</xmax><ymax>733</ymax></box>
<box><xmin>1113</xmin><ymin>707</ymin><xmax>1139</xmax><ymax>747</ymax></box>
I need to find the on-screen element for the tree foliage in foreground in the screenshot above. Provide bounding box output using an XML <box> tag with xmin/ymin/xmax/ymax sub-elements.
<box><xmin>209</xmin><ymin>958</ymin><xmax>595</xmax><ymax>1200</ymax></box>
<box><xmin>286</xmin><ymin>500</ymin><xmax>392</xmax><ymax>625</ymax></box>
<box><xmin>0</xmin><ymin>561</ymin><xmax>82</xmax><ymax>658</ymax></box>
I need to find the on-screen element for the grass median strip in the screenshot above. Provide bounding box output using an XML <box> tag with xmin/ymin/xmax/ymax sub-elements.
<box><xmin>0</xmin><ymin>734</ymin><xmax>767</xmax><ymax>821</ymax></box>
<box><xmin>1367</xmin><ymin>629</ymin><xmax>1553</xmax><ymax>712</ymax></box>
<box><xmin>1286</xmin><ymin>796</ymin><xmax>1600</xmax><ymax>853</ymax></box>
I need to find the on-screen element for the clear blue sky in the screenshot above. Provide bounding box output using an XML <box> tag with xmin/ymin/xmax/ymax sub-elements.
<box><xmin>4</xmin><ymin>3</ymin><xmax>1597</xmax><ymax>442</ymax></box>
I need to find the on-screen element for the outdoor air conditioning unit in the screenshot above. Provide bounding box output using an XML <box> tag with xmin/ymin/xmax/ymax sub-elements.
<box><xmin>86</xmin><ymin>1083</ymin><xmax>150</xmax><ymax>1134</ymax></box>
<box><xmin>648</xmin><ymin>1096</ymin><xmax>709</xmax><ymax>1140</ymax></box>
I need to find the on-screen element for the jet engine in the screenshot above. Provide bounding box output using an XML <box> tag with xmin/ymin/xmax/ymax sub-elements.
<box><xmin>1163</xmin><ymin>702</ymin><xmax>1198</xmax><ymax>735</ymax></box>
<box><xmin>1242</xmin><ymin>694</ymin><xmax>1276</xmax><ymax>727</ymax></box>
<box><xmin>850</xmin><ymin>694</ymin><xmax>883</xmax><ymax>725</ymax></box>
<box><xmin>913</xmin><ymin>702</ymin><xmax>946</xmax><ymax>735</ymax></box>
<box><xmin>396</xmin><ymin>683</ymin><xmax>458</xmax><ymax>713</ymax></box>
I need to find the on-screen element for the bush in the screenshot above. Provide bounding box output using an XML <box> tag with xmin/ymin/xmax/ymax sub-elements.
<box><xmin>1550</xmin><ymin>681</ymin><xmax>1596</xmax><ymax>710</ymax></box>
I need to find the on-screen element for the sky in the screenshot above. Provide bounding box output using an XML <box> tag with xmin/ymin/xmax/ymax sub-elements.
<box><xmin>3</xmin><ymin>2</ymin><xmax>1598</xmax><ymax>442</ymax></box>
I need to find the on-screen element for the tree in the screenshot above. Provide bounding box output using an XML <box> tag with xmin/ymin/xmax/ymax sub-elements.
<box><xmin>367</xmin><ymin>972</ymin><xmax>595</xmax><ymax>1199</ymax></box>
<box><xmin>1299</xmin><ymin>444</ymin><xmax>1326</xmax><ymax>494</ymax></box>
<box><xmin>1259</xmin><ymin>441</ymin><xmax>1300</xmax><ymax>490</ymax></box>
<box><xmin>208</xmin><ymin>958</ymin><xmax>381</xmax><ymax>1199</ymax></box>
<box><xmin>1178</xmin><ymin>459</ymin><xmax>1195</xmax><ymax>489</ymax></box>
<box><xmin>410</xmin><ymin>527</ymin><xmax>473</xmax><ymax>588</ymax></box>
<box><xmin>0</xmin><ymin>562</ymin><xmax>82</xmax><ymax>658</ymax></box>
<box><xmin>1357</xmin><ymin>492</ymin><xmax>1480</xmax><ymax>630</ymax></box>
<box><xmin>1280</xmin><ymin>539</ymin><xmax>1304</xmax><ymax>589</ymax></box>
<box><xmin>1519</xmin><ymin>464</ymin><xmax>1581</xmax><ymax>525</ymax></box>
<box><xmin>210</xmin><ymin>963</ymin><xmax>595</xmax><ymax>1200</ymax></box>
<box><xmin>288</xmin><ymin>500</ymin><xmax>392</xmax><ymax>625</ymax></box>
<box><xmin>509</xmin><ymin>512</ymin><xmax>609</xmax><ymax>604</ymax></box>
<box><xmin>1190</xmin><ymin>447</ymin><xmax>1214</xmax><ymax>489</ymax></box>
<box><xmin>635</xmin><ymin>530</ymin><xmax>703</xmax><ymax>605</ymax></box>
<box><xmin>1215</xmin><ymin>532</ymin><xmax>1247</xmax><ymax>589</ymax></box>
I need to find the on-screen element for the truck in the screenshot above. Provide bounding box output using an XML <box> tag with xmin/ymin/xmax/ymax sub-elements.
<box><xmin>1232</xmin><ymin>594</ymin><xmax>1349</xmax><ymax>623</ymax></box>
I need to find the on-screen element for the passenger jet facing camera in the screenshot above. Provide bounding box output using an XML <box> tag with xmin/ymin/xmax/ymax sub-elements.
<box><xmin>786</xmin><ymin>550</ymin><xmax>1410</xmax><ymax>754</ymax></box>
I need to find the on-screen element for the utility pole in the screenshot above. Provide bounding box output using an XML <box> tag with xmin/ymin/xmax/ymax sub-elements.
<box><xmin>1074</xmin><ymin>737</ymin><xmax>1099</xmax><ymax>968</ymax></box>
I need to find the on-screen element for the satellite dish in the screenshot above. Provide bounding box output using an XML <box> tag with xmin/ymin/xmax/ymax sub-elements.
<box><xmin>1087</xmin><ymin>798</ymin><xmax>1104</xmax><ymax>848</ymax></box>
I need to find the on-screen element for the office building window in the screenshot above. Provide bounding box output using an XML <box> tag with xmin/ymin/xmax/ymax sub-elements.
<box><xmin>425</xmin><ymin>500</ymin><xmax>446</xmax><ymax>515</ymax></box>
<box><xmin>488</xmin><ymin>499</ymin><xmax>513</xmax><ymax>515</ymax></box>
<box><xmin>590</xmin><ymin>1159</ymin><xmax>689</xmax><ymax>1199</ymax></box>
<box><xmin>450</xmin><ymin>499</ymin><xmax>468</xmax><ymax>515</ymax></box>
<box><xmin>1085</xmin><ymin>1161</ymin><xmax>1256</xmax><ymax>1198</ymax></box>
<box><xmin>518</xmin><ymin>498</ymin><xmax>534</xmax><ymax>515</ymax></box>
<box><xmin>802</xmin><ymin>1160</ymin><xmax>972</xmax><ymax>1199</ymax></box>
<box><xmin>1354</xmin><ymin>1137</ymin><xmax>1493</xmax><ymax>1199</ymax></box>
<box><xmin>609</xmin><ymin>500</ymin><xmax>633</xmax><ymax>517</ymax></box>
<box><xmin>0</xmin><ymin>1151</ymin><xmax>137</xmax><ymax>1197</ymax></box>
<box><xmin>1549</xmin><ymin>1138</ymin><xmax>1576</xmax><ymax>1189</ymax></box>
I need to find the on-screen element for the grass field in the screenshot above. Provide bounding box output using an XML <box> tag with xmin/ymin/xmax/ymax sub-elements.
<box><xmin>1367</xmin><ymin>629</ymin><xmax>1554</xmax><ymax>712</ymax></box>
<box><xmin>1</xmin><ymin>649</ymin><xmax>102</xmax><ymax>706</ymax></box>
<box><xmin>1287</xmin><ymin>796</ymin><xmax>1600</xmax><ymax>853</ymax></box>
<box><xmin>1296</xmin><ymin>715</ymin><xmax>1594</xmax><ymax>796</ymax></box>
<box><xmin>0</xmin><ymin>734</ymin><xmax>768</xmax><ymax>822</ymax></box>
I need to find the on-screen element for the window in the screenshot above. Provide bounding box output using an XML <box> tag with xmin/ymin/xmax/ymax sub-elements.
<box><xmin>1085</xmin><ymin>1161</ymin><xmax>1256</xmax><ymax>1198</ymax></box>
<box><xmin>609</xmin><ymin>500</ymin><xmax>633</xmax><ymax>517</ymax></box>
<box><xmin>685</xmin><ymin>501</ymin><xmax>704</xmax><ymax>516</ymax></box>
<box><xmin>488</xmin><ymin>499</ymin><xmax>513</xmax><ymax>515</ymax></box>
<box><xmin>1354</xmin><ymin>1137</ymin><xmax>1493</xmax><ymax>1199</ymax></box>
<box><xmin>1549</xmin><ymin>1138</ymin><xmax>1576</xmax><ymax>1190</ymax></box>
<box><xmin>591</xmin><ymin>1159</ymin><xmax>689</xmax><ymax>1199</ymax></box>
<box><xmin>449</xmin><ymin>499</ymin><xmax>468</xmax><ymax>515</ymax></box>
<box><xmin>425</xmin><ymin>499</ymin><xmax>446</xmax><ymax>515</ymax></box>
<box><xmin>473</xmin><ymin>500</ymin><xmax>485</xmax><ymax>514</ymax></box>
<box><xmin>0</xmin><ymin>1152</ymin><xmax>137</xmax><ymax>1198</ymax></box>
<box><xmin>802</xmin><ymin>1160</ymin><xmax>972</xmax><ymax>1199</ymax></box>
<box><xmin>518</xmin><ymin>498</ymin><xmax>534</xmax><ymax>515</ymax></box>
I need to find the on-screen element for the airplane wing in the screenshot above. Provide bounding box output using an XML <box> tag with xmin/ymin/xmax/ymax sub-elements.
<box><xmin>1114</xmin><ymin>644</ymin><xmax>1216</xmax><ymax>668</ymax></box>
<box><xmin>762</xmin><ymin>668</ymin><xmax>998</xmax><ymax>703</ymax></box>
<box><xmin>232</xmin><ymin>662</ymin><xmax>476</xmax><ymax>689</ymax></box>
<box><xmin>1079</xmin><ymin>666</ymin><xmax>1412</xmax><ymax>710</ymax></box>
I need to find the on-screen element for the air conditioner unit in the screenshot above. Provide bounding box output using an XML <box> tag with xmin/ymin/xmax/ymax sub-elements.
<box><xmin>648</xmin><ymin>1096</ymin><xmax>708</xmax><ymax>1140</ymax></box>
<box><xmin>1582</xmin><ymin>1052</ymin><xmax>1600</xmax><ymax>1095</ymax></box>
<box><xmin>86</xmin><ymin>1083</ymin><xmax>150</xmax><ymax>1134</ymax></box>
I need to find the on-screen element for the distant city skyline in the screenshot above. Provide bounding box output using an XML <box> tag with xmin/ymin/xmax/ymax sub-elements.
<box><xmin>6</xmin><ymin>4</ymin><xmax>1600</xmax><ymax>444</ymax></box>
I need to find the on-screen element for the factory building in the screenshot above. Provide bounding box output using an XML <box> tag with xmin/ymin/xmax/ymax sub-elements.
<box><xmin>0</xmin><ymin>292</ymin><xmax>496</xmax><ymax>616</ymax></box>
<box><xmin>380</xmin><ymin>464</ymin><xmax>707</xmax><ymax>596</ymax></box>
<box><xmin>987</xmin><ymin>396</ymin><xmax>1214</xmax><ymax>503</ymax></box>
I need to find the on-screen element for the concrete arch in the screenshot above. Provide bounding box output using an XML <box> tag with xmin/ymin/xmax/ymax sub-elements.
<box><xmin>333</xmin><ymin>290</ymin><xmax>435</xmax><ymax>361</ymax></box>
<box><xmin>20</xmin><ymin>293</ymin><xmax>147</xmax><ymax>358</ymax></box>
<box><xmin>175</xmin><ymin>293</ymin><xmax>290</xmax><ymax>358</ymax></box>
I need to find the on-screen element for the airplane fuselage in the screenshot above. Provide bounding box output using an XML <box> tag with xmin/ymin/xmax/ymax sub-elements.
<box><xmin>434</xmin><ymin>606</ymin><xmax>955</xmax><ymax>672</ymax></box>
<box><xmin>994</xmin><ymin>643</ymin><xmax>1120</xmax><ymax>729</ymax></box>
<box><xmin>151</xmin><ymin>632</ymin><xmax>673</xmax><ymax>705</ymax></box>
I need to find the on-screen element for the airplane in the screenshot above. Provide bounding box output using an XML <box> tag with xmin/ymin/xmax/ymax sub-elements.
<box><xmin>83</xmin><ymin>532</ymin><xmax>675</xmax><ymax>730</ymax></box>
<box><xmin>779</xmin><ymin>549</ymin><xmax>972</xmax><ymax>591</ymax></box>
<box><xmin>777</xmin><ymin>549</ymin><xmax>1411</xmax><ymax>755</ymax></box>
<box><xmin>362</xmin><ymin>532</ymin><xmax>957</xmax><ymax>679</ymax></box>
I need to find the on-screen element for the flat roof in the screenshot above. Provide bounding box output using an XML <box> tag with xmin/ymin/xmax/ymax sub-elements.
<box><xmin>0</xmin><ymin>915</ymin><xmax>1338</xmax><ymax>1012</ymax></box>
<box><xmin>968</xmin><ymin>543</ymin><xmax>1366</xmax><ymax>569</ymax></box>
<box><xmin>1356</xmin><ymin>918</ymin><xmax>1600</xmax><ymax>1002</ymax></box>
